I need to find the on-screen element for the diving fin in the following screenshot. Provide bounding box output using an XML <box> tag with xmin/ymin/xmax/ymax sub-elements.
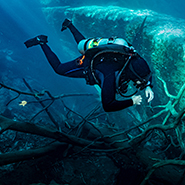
<box><xmin>24</xmin><ymin>35</ymin><xmax>48</xmax><ymax>48</ymax></box>
<box><xmin>61</xmin><ymin>18</ymin><xmax>72</xmax><ymax>32</ymax></box>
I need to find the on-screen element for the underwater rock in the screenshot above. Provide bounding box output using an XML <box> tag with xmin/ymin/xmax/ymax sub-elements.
<box><xmin>42</xmin><ymin>5</ymin><xmax>185</xmax><ymax>106</ymax></box>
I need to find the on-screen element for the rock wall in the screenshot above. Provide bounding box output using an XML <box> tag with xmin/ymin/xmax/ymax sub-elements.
<box><xmin>42</xmin><ymin>5</ymin><xmax>185</xmax><ymax>107</ymax></box>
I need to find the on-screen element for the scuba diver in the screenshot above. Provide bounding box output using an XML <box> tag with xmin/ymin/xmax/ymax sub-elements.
<box><xmin>24</xmin><ymin>19</ymin><xmax>154</xmax><ymax>112</ymax></box>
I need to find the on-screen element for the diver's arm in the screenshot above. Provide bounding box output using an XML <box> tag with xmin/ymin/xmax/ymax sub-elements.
<box><xmin>101</xmin><ymin>73</ymin><xmax>133</xmax><ymax>112</ymax></box>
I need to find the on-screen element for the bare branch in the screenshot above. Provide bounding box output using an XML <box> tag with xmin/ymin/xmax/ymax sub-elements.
<box><xmin>140</xmin><ymin>158</ymin><xmax>185</xmax><ymax>185</ymax></box>
<box><xmin>0</xmin><ymin>141</ymin><xmax>67</xmax><ymax>166</ymax></box>
<box><xmin>6</xmin><ymin>94</ymin><xmax>20</xmax><ymax>106</ymax></box>
<box><xmin>0</xmin><ymin>116</ymin><xmax>109</xmax><ymax>150</ymax></box>
<box><xmin>0</xmin><ymin>82</ymin><xmax>44</xmax><ymax>97</ymax></box>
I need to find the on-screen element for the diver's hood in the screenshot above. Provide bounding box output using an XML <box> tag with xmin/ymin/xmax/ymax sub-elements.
<box><xmin>128</xmin><ymin>56</ymin><xmax>151</xmax><ymax>82</ymax></box>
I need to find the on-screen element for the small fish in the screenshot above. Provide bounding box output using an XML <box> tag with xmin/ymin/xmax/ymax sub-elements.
<box><xmin>19</xmin><ymin>100</ymin><xmax>27</xmax><ymax>107</ymax></box>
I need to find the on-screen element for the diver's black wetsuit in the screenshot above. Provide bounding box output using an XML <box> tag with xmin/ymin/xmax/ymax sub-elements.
<box><xmin>40</xmin><ymin>23</ymin><xmax>133</xmax><ymax>112</ymax></box>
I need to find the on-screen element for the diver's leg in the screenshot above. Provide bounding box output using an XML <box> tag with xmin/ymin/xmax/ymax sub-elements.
<box><xmin>61</xmin><ymin>19</ymin><xmax>85</xmax><ymax>44</ymax></box>
<box><xmin>24</xmin><ymin>35</ymin><xmax>85</xmax><ymax>77</ymax></box>
<box><xmin>40</xmin><ymin>43</ymin><xmax>85</xmax><ymax>78</ymax></box>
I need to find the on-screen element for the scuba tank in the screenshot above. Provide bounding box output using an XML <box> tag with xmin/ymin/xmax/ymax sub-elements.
<box><xmin>78</xmin><ymin>37</ymin><xmax>129</xmax><ymax>54</ymax></box>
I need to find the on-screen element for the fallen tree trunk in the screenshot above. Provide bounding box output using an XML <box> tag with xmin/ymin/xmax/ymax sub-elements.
<box><xmin>1</xmin><ymin>115</ymin><xmax>185</xmax><ymax>184</ymax></box>
<box><xmin>0</xmin><ymin>141</ymin><xmax>67</xmax><ymax>166</ymax></box>
<box><xmin>0</xmin><ymin>116</ymin><xmax>113</xmax><ymax>149</ymax></box>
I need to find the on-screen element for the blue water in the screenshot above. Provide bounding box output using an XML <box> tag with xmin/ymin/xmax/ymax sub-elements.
<box><xmin>0</xmin><ymin>1</ymin><xmax>185</xmax><ymax>185</ymax></box>
<box><xmin>0</xmin><ymin>0</ymin><xmax>96</xmax><ymax>96</ymax></box>
<box><xmin>0</xmin><ymin>0</ymin><xmax>184</xmax><ymax>96</ymax></box>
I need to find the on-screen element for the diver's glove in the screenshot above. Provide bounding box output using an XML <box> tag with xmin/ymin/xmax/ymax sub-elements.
<box><xmin>132</xmin><ymin>95</ymin><xmax>142</xmax><ymax>105</ymax></box>
<box><xmin>145</xmin><ymin>86</ymin><xmax>154</xmax><ymax>102</ymax></box>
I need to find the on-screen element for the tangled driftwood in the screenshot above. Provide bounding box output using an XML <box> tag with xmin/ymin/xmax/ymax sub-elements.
<box><xmin>1</xmin><ymin>78</ymin><xmax>185</xmax><ymax>184</ymax></box>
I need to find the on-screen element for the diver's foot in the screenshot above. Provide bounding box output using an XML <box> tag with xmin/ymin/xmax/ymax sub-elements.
<box><xmin>61</xmin><ymin>18</ymin><xmax>72</xmax><ymax>31</ymax></box>
<box><xmin>24</xmin><ymin>35</ymin><xmax>48</xmax><ymax>48</ymax></box>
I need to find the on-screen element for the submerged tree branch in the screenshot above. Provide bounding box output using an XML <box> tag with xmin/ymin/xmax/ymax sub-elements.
<box><xmin>0</xmin><ymin>116</ymin><xmax>110</xmax><ymax>150</ymax></box>
<box><xmin>1</xmin><ymin>78</ymin><xmax>185</xmax><ymax>184</ymax></box>
<box><xmin>0</xmin><ymin>141</ymin><xmax>67</xmax><ymax>166</ymax></box>
<box><xmin>140</xmin><ymin>158</ymin><xmax>185</xmax><ymax>185</ymax></box>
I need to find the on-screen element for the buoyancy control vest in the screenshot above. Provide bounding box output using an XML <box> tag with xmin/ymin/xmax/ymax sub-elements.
<box><xmin>82</xmin><ymin>43</ymin><xmax>135</xmax><ymax>90</ymax></box>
